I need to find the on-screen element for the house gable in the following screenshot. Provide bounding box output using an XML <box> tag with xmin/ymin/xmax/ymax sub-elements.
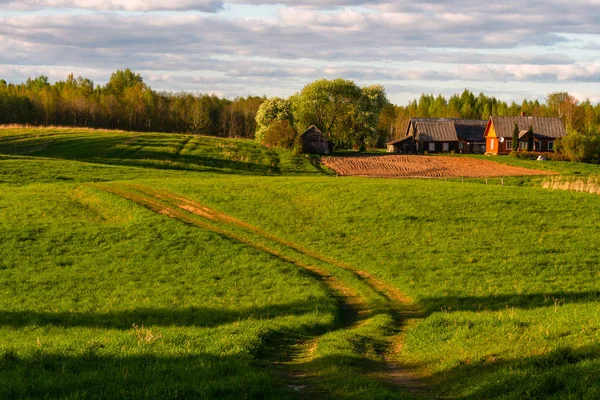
<box><xmin>485</xmin><ymin>120</ymin><xmax>497</xmax><ymax>138</ymax></box>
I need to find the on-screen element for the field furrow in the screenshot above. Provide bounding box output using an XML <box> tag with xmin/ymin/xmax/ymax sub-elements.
<box><xmin>322</xmin><ymin>155</ymin><xmax>555</xmax><ymax>178</ymax></box>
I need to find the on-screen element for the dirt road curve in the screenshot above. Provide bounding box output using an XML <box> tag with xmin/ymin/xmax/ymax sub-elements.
<box><xmin>322</xmin><ymin>155</ymin><xmax>555</xmax><ymax>178</ymax></box>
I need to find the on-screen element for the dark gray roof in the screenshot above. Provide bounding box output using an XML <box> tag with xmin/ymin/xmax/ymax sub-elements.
<box><xmin>413</xmin><ymin>120</ymin><xmax>458</xmax><ymax>142</ymax></box>
<box><xmin>453</xmin><ymin>119</ymin><xmax>487</xmax><ymax>142</ymax></box>
<box><xmin>301</xmin><ymin>125</ymin><xmax>323</xmax><ymax>138</ymax></box>
<box><xmin>386</xmin><ymin>135</ymin><xmax>414</xmax><ymax>145</ymax></box>
<box><xmin>407</xmin><ymin>118</ymin><xmax>485</xmax><ymax>142</ymax></box>
<box><xmin>490</xmin><ymin>117</ymin><xmax>566</xmax><ymax>139</ymax></box>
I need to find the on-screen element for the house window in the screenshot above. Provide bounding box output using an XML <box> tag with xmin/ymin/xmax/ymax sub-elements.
<box><xmin>519</xmin><ymin>141</ymin><xmax>528</xmax><ymax>150</ymax></box>
<box><xmin>428</xmin><ymin>143</ymin><xmax>435</xmax><ymax>152</ymax></box>
<box><xmin>534</xmin><ymin>141</ymin><xmax>541</xmax><ymax>151</ymax></box>
<box><xmin>506</xmin><ymin>140</ymin><xmax>512</xmax><ymax>150</ymax></box>
<box><xmin>548</xmin><ymin>141</ymin><xmax>554</xmax><ymax>151</ymax></box>
<box><xmin>459</xmin><ymin>143</ymin><xmax>464</xmax><ymax>151</ymax></box>
<box><xmin>490</xmin><ymin>139</ymin><xmax>494</xmax><ymax>150</ymax></box>
<box><xmin>443</xmin><ymin>143</ymin><xmax>449</xmax><ymax>152</ymax></box>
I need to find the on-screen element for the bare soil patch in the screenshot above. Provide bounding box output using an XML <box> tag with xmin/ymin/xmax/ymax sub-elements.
<box><xmin>322</xmin><ymin>155</ymin><xmax>555</xmax><ymax>178</ymax></box>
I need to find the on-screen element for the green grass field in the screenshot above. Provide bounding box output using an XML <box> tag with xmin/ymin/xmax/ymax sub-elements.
<box><xmin>2</xmin><ymin>127</ymin><xmax>600</xmax><ymax>399</ymax></box>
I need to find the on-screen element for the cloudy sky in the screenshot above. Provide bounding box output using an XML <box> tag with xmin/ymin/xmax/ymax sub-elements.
<box><xmin>1</xmin><ymin>0</ymin><xmax>599</xmax><ymax>104</ymax></box>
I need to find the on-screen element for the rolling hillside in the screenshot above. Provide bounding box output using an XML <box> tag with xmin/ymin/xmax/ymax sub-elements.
<box><xmin>2</xmin><ymin>127</ymin><xmax>600</xmax><ymax>399</ymax></box>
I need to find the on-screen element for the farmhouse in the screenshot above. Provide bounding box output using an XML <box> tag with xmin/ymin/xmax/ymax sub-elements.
<box><xmin>485</xmin><ymin>116</ymin><xmax>566</xmax><ymax>155</ymax></box>
<box><xmin>387</xmin><ymin>118</ymin><xmax>487</xmax><ymax>154</ymax></box>
<box><xmin>454</xmin><ymin>119</ymin><xmax>488</xmax><ymax>154</ymax></box>
<box><xmin>301</xmin><ymin>125</ymin><xmax>332</xmax><ymax>154</ymax></box>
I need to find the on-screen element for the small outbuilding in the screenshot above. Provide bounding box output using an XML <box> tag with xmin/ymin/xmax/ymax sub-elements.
<box><xmin>301</xmin><ymin>125</ymin><xmax>332</xmax><ymax>154</ymax></box>
<box><xmin>386</xmin><ymin>135</ymin><xmax>416</xmax><ymax>153</ymax></box>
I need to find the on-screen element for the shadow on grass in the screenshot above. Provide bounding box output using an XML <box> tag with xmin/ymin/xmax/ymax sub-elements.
<box><xmin>0</xmin><ymin>352</ymin><xmax>294</xmax><ymax>400</ymax></box>
<box><xmin>0</xmin><ymin>135</ymin><xmax>316</xmax><ymax>176</ymax></box>
<box><xmin>0</xmin><ymin>300</ymin><xmax>323</xmax><ymax>330</ymax></box>
<box><xmin>427</xmin><ymin>345</ymin><xmax>600</xmax><ymax>399</ymax></box>
<box><xmin>418</xmin><ymin>290</ymin><xmax>600</xmax><ymax>316</ymax></box>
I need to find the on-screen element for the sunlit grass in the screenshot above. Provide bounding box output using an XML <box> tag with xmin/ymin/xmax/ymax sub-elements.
<box><xmin>2</xmin><ymin>127</ymin><xmax>600</xmax><ymax>399</ymax></box>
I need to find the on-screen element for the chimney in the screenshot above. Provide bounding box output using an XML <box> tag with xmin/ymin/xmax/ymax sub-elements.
<box><xmin>520</xmin><ymin>111</ymin><xmax>527</xmax><ymax>117</ymax></box>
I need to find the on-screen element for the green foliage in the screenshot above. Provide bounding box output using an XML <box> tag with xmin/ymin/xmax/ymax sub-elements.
<box><xmin>556</xmin><ymin>128</ymin><xmax>600</xmax><ymax>163</ymax></box>
<box><xmin>261</xmin><ymin>120</ymin><xmax>298</xmax><ymax>149</ymax></box>
<box><xmin>254</xmin><ymin>97</ymin><xmax>293</xmax><ymax>143</ymax></box>
<box><xmin>291</xmin><ymin>79</ymin><xmax>388</xmax><ymax>149</ymax></box>
<box><xmin>0</xmin><ymin>71</ymin><xmax>263</xmax><ymax>137</ymax></box>
<box><xmin>509</xmin><ymin>151</ymin><xmax>567</xmax><ymax>161</ymax></box>
<box><xmin>292</xmin><ymin>78</ymin><xmax>362</xmax><ymax>138</ymax></box>
<box><xmin>105</xmin><ymin>68</ymin><xmax>146</xmax><ymax>94</ymax></box>
<box><xmin>512</xmin><ymin>123</ymin><xmax>520</xmax><ymax>152</ymax></box>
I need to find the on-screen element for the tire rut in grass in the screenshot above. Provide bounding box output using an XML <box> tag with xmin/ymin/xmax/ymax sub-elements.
<box><xmin>95</xmin><ymin>183</ymin><xmax>425</xmax><ymax>396</ymax></box>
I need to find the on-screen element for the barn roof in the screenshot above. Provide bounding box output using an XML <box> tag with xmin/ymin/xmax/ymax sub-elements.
<box><xmin>453</xmin><ymin>119</ymin><xmax>487</xmax><ymax>142</ymax></box>
<box><xmin>407</xmin><ymin>118</ymin><xmax>485</xmax><ymax>142</ymax></box>
<box><xmin>301</xmin><ymin>125</ymin><xmax>324</xmax><ymax>138</ymax></box>
<box><xmin>490</xmin><ymin>116</ymin><xmax>566</xmax><ymax>139</ymax></box>
<box><xmin>412</xmin><ymin>120</ymin><xmax>458</xmax><ymax>142</ymax></box>
<box><xmin>386</xmin><ymin>135</ymin><xmax>414</xmax><ymax>145</ymax></box>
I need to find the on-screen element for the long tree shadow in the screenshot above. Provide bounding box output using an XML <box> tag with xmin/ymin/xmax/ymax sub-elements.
<box><xmin>0</xmin><ymin>352</ymin><xmax>296</xmax><ymax>399</ymax></box>
<box><xmin>0</xmin><ymin>300</ymin><xmax>325</xmax><ymax>330</ymax></box>
<box><xmin>426</xmin><ymin>345</ymin><xmax>600</xmax><ymax>399</ymax></box>
<box><xmin>417</xmin><ymin>290</ymin><xmax>600</xmax><ymax>316</ymax></box>
<box><xmin>0</xmin><ymin>135</ymin><xmax>308</xmax><ymax>176</ymax></box>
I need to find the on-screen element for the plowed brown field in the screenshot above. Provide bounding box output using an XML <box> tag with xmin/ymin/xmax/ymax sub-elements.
<box><xmin>321</xmin><ymin>155</ymin><xmax>555</xmax><ymax>178</ymax></box>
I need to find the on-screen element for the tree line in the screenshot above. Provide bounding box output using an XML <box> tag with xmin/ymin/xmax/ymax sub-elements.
<box><xmin>1</xmin><ymin>69</ymin><xmax>599</xmax><ymax>157</ymax></box>
<box><xmin>380</xmin><ymin>90</ymin><xmax>600</xmax><ymax>141</ymax></box>
<box><xmin>0</xmin><ymin>69</ymin><xmax>262</xmax><ymax>138</ymax></box>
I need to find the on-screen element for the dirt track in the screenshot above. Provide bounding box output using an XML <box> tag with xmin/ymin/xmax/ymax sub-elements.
<box><xmin>322</xmin><ymin>155</ymin><xmax>555</xmax><ymax>178</ymax></box>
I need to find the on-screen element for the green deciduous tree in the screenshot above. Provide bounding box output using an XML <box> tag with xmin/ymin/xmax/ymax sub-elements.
<box><xmin>291</xmin><ymin>79</ymin><xmax>388</xmax><ymax>149</ymax></box>
<box><xmin>255</xmin><ymin>97</ymin><xmax>293</xmax><ymax>142</ymax></box>
<box><xmin>292</xmin><ymin>78</ymin><xmax>362</xmax><ymax>139</ymax></box>
<box><xmin>261</xmin><ymin>120</ymin><xmax>298</xmax><ymax>149</ymax></box>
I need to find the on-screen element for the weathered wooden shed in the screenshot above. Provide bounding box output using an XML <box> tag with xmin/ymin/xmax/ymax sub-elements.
<box><xmin>301</xmin><ymin>125</ymin><xmax>332</xmax><ymax>154</ymax></box>
<box><xmin>386</xmin><ymin>136</ymin><xmax>416</xmax><ymax>153</ymax></box>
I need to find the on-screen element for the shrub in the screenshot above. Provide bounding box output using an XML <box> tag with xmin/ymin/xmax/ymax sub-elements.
<box><xmin>261</xmin><ymin>120</ymin><xmax>298</xmax><ymax>149</ymax></box>
<box><xmin>555</xmin><ymin>129</ymin><xmax>600</xmax><ymax>163</ymax></box>
<box><xmin>509</xmin><ymin>151</ymin><xmax>563</xmax><ymax>161</ymax></box>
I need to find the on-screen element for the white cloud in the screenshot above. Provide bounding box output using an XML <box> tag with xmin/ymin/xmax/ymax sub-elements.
<box><xmin>0</xmin><ymin>1</ymin><xmax>599</xmax><ymax>103</ymax></box>
<box><xmin>0</xmin><ymin>0</ymin><xmax>224</xmax><ymax>12</ymax></box>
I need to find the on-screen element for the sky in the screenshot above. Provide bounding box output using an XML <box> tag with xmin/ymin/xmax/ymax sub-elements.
<box><xmin>0</xmin><ymin>0</ymin><xmax>599</xmax><ymax>105</ymax></box>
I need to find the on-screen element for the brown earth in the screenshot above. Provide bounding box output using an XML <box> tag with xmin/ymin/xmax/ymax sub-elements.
<box><xmin>322</xmin><ymin>155</ymin><xmax>556</xmax><ymax>178</ymax></box>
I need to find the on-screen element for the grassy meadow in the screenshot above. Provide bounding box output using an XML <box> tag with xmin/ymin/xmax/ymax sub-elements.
<box><xmin>2</xmin><ymin>127</ymin><xmax>600</xmax><ymax>399</ymax></box>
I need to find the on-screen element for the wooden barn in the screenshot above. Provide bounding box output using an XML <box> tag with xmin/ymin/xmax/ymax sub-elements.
<box><xmin>484</xmin><ymin>116</ymin><xmax>566</xmax><ymax>155</ymax></box>
<box><xmin>301</xmin><ymin>125</ymin><xmax>332</xmax><ymax>155</ymax></box>
<box><xmin>454</xmin><ymin>119</ymin><xmax>487</xmax><ymax>154</ymax></box>
<box><xmin>387</xmin><ymin>118</ymin><xmax>487</xmax><ymax>154</ymax></box>
<box><xmin>386</xmin><ymin>135</ymin><xmax>416</xmax><ymax>153</ymax></box>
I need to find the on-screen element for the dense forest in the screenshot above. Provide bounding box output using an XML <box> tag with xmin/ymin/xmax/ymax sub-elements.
<box><xmin>1</xmin><ymin>69</ymin><xmax>599</xmax><ymax>146</ymax></box>
<box><xmin>0</xmin><ymin>69</ymin><xmax>262</xmax><ymax>138</ymax></box>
